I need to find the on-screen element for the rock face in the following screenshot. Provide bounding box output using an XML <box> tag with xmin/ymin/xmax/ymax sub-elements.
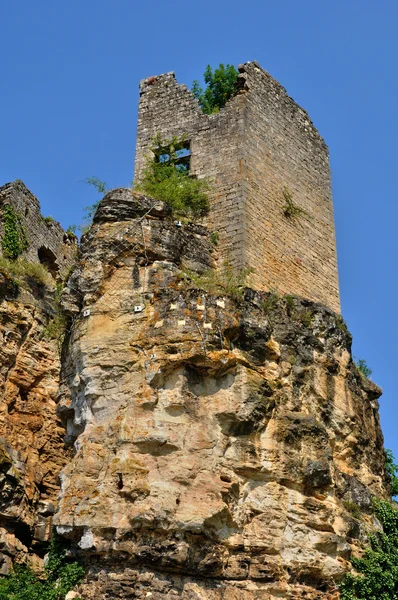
<box><xmin>54</xmin><ymin>189</ymin><xmax>388</xmax><ymax>599</ymax></box>
<box><xmin>0</xmin><ymin>276</ymin><xmax>67</xmax><ymax>573</ymax></box>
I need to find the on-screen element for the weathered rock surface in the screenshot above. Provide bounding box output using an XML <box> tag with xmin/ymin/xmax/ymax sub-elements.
<box><xmin>54</xmin><ymin>189</ymin><xmax>388</xmax><ymax>599</ymax></box>
<box><xmin>0</xmin><ymin>276</ymin><xmax>67</xmax><ymax>572</ymax></box>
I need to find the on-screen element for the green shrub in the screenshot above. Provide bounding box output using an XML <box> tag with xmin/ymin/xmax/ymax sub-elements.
<box><xmin>66</xmin><ymin>225</ymin><xmax>77</xmax><ymax>237</ymax></box>
<box><xmin>340</xmin><ymin>500</ymin><xmax>398</xmax><ymax>599</ymax></box>
<box><xmin>385</xmin><ymin>449</ymin><xmax>398</xmax><ymax>498</ymax></box>
<box><xmin>335</xmin><ymin>315</ymin><xmax>349</xmax><ymax>333</ymax></box>
<box><xmin>354</xmin><ymin>358</ymin><xmax>372</xmax><ymax>378</ymax></box>
<box><xmin>1</xmin><ymin>204</ymin><xmax>28</xmax><ymax>259</ymax></box>
<box><xmin>42</xmin><ymin>216</ymin><xmax>55</xmax><ymax>225</ymax></box>
<box><xmin>210</xmin><ymin>231</ymin><xmax>219</xmax><ymax>246</ymax></box>
<box><xmin>261</xmin><ymin>291</ymin><xmax>280</xmax><ymax>312</ymax></box>
<box><xmin>192</xmin><ymin>64</ymin><xmax>238</xmax><ymax>114</ymax></box>
<box><xmin>180</xmin><ymin>262</ymin><xmax>253</xmax><ymax>301</ymax></box>
<box><xmin>83</xmin><ymin>176</ymin><xmax>108</xmax><ymax>195</ymax></box>
<box><xmin>298</xmin><ymin>308</ymin><xmax>313</xmax><ymax>327</ymax></box>
<box><xmin>136</xmin><ymin>135</ymin><xmax>210</xmax><ymax>220</ymax></box>
<box><xmin>81</xmin><ymin>176</ymin><xmax>108</xmax><ymax>227</ymax></box>
<box><xmin>284</xmin><ymin>294</ymin><xmax>296</xmax><ymax>316</ymax></box>
<box><xmin>0</xmin><ymin>533</ymin><xmax>84</xmax><ymax>600</ymax></box>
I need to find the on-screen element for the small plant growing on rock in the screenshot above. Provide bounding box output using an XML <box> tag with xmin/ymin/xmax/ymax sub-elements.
<box><xmin>282</xmin><ymin>187</ymin><xmax>308</xmax><ymax>220</ymax></box>
<box><xmin>354</xmin><ymin>358</ymin><xmax>372</xmax><ymax>378</ymax></box>
<box><xmin>298</xmin><ymin>308</ymin><xmax>313</xmax><ymax>327</ymax></box>
<box><xmin>261</xmin><ymin>290</ymin><xmax>280</xmax><ymax>313</ymax></box>
<box><xmin>343</xmin><ymin>500</ymin><xmax>362</xmax><ymax>520</ymax></box>
<box><xmin>335</xmin><ymin>314</ymin><xmax>348</xmax><ymax>333</ymax></box>
<box><xmin>81</xmin><ymin>176</ymin><xmax>109</xmax><ymax>227</ymax></box>
<box><xmin>191</xmin><ymin>64</ymin><xmax>239</xmax><ymax>114</ymax></box>
<box><xmin>284</xmin><ymin>294</ymin><xmax>296</xmax><ymax>316</ymax></box>
<box><xmin>180</xmin><ymin>261</ymin><xmax>253</xmax><ymax>302</ymax></box>
<box><xmin>84</xmin><ymin>176</ymin><xmax>108</xmax><ymax>195</ymax></box>
<box><xmin>210</xmin><ymin>231</ymin><xmax>219</xmax><ymax>246</ymax></box>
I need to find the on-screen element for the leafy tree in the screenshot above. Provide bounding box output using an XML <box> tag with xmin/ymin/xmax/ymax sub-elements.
<box><xmin>192</xmin><ymin>64</ymin><xmax>238</xmax><ymax>114</ymax></box>
<box><xmin>340</xmin><ymin>500</ymin><xmax>398</xmax><ymax>599</ymax></box>
<box><xmin>0</xmin><ymin>533</ymin><xmax>84</xmax><ymax>600</ymax></box>
<box><xmin>385</xmin><ymin>449</ymin><xmax>398</xmax><ymax>497</ymax></box>
<box><xmin>136</xmin><ymin>134</ymin><xmax>210</xmax><ymax>220</ymax></box>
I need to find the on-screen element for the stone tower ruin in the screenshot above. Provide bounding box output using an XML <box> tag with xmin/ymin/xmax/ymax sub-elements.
<box><xmin>134</xmin><ymin>61</ymin><xmax>340</xmax><ymax>313</ymax></box>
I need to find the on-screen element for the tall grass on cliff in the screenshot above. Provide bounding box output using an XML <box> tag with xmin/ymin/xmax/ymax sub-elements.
<box><xmin>0</xmin><ymin>256</ymin><xmax>53</xmax><ymax>287</ymax></box>
<box><xmin>340</xmin><ymin>500</ymin><xmax>398</xmax><ymax>599</ymax></box>
<box><xmin>136</xmin><ymin>134</ymin><xmax>210</xmax><ymax>220</ymax></box>
<box><xmin>180</xmin><ymin>261</ymin><xmax>253</xmax><ymax>301</ymax></box>
<box><xmin>0</xmin><ymin>534</ymin><xmax>83</xmax><ymax>600</ymax></box>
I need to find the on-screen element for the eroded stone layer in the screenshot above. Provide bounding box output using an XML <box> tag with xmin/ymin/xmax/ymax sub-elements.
<box><xmin>56</xmin><ymin>189</ymin><xmax>387</xmax><ymax>599</ymax></box>
<box><xmin>0</xmin><ymin>274</ymin><xmax>67</xmax><ymax>573</ymax></box>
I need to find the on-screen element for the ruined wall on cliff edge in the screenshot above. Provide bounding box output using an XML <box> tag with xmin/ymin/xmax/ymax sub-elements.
<box><xmin>0</xmin><ymin>180</ymin><xmax>77</xmax><ymax>279</ymax></box>
<box><xmin>134</xmin><ymin>61</ymin><xmax>340</xmax><ymax>313</ymax></box>
<box><xmin>54</xmin><ymin>190</ymin><xmax>387</xmax><ymax>599</ymax></box>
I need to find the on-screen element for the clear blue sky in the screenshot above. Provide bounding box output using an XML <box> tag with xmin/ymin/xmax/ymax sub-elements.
<box><xmin>1</xmin><ymin>1</ymin><xmax>397</xmax><ymax>458</ymax></box>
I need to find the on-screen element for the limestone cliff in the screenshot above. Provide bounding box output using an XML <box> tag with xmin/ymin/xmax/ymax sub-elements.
<box><xmin>0</xmin><ymin>271</ymin><xmax>67</xmax><ymax>573</ymax></box>
<box><xmin>51</xmin><ymin>189</ymin><xmax>388</xmax><ymax>599</ymax></box>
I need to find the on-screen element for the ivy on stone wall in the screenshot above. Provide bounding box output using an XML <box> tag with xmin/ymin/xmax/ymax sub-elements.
<box><xmin>1</xmin><ymin>204</ymin><xmax>28</xmax><ymax>259</ymax></box>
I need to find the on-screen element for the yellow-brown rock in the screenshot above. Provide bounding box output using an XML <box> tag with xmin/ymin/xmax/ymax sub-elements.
<box><xmin>53</xmin><ymin>190</ymin><xmax>389</xmax><ymax>599</ymax></box>
<box><xmin>0</xmin><ymin>279</ymin><xmax>67</xmax><ymax>572</ymax></box>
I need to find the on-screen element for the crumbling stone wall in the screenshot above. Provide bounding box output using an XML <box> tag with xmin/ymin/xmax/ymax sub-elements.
<box><xmin>134</xmin><ymin>61</ymin><xmax>340</xmax><ymax>313</ymax></box>
<box><xmin>0</xmin><ymin>180</ymin><xmax>76</xmax><ymax>278</ymax></box>
<box><xmin>134</xmin><ymin>71</ymin><xmax>247</xmax><ymax>273</ymax></box>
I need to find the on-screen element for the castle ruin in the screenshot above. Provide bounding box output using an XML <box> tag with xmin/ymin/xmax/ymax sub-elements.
<box><xmin>134</xmin><ymin>61</ymin><xmax>340</xmax><ymax>313</ymax></box>
<box><xmin>0</xmin><ymin>180</ymin><xmax>77</xmax><ymax>279</ymax></box>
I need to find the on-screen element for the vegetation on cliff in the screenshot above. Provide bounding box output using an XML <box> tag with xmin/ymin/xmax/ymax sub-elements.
<box><xmin>340</xmin><ymin>500</ymin><xmax>398</xmax><ymax>599</ymax></box>
<box><xmin>0</xmin><ymin>256</ymin><xmax>53</xmax><ymax>288</ymax></box>
<box><xmin>191</xmin><ymin>64</ymin><xmax>238</xmax><ymax>114</ymax></box>
<box><xmin>1</xmin><ymin>204</ymin><xmax>28</xmax><ymax>259</ymax></box>
<box><xmin>385</xmin><ymin>449</ymin><xmax>398</xmax><ymax>497</ymax></box>
<box><xmin>0</xmin><ymin>534</ymin><xmax>83</xmax><ymax>600</ymax></box>
<box><xmin>180</xmin><ymin>261</ymin><xmax>253</xmax><ymax>301</ymax></box>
